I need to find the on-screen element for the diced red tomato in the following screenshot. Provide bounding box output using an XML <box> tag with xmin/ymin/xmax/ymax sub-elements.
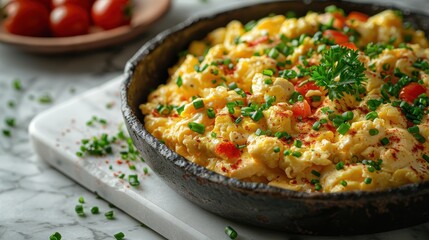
<box><xmin>347</xmin><ymin>11</ymin><xmax>369</xmax><ymax>22</ymax></box>
<box><xmin>399</xmin><ymin>83</ymin><xmax>427</xmax><ymax>103</ymax></box>
<box><xmin>323</xmin><ymin>30</ymin><xmax>349</xmax><ymax>44</ymax></box>
<box><xmin>339</xmin><ymin>41</ymin><xmax>358</xmax><ymax>50</ymax></box>
<box><xmin>332</xmin><ymin>12</ymin><xmax>346</xmax><ymax>29</ymax></box>
<box><xmin>215</xmin><ymin>141</ymin><xmax>241</xmax><ymax>159</ymax></box>
<box><xmin>247</xmin><ymin>35</ymin><xmax>269</xmax><ymax>47</ymax></box>
<box><xmin>292</xmin><ymin>100</ymin><xmax>311</xmax><ymax>118</ymax></box>
<box><xmin>295</xmin><ymin>81</ymin><xmax>320</xmax><ymax>97</ymax></box>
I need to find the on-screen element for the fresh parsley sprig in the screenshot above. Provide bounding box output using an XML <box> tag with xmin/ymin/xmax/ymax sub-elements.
<box><xmin>311</xmin><ymin>45</ymin><xmax>367</xmax><ymax>100</ymax></box>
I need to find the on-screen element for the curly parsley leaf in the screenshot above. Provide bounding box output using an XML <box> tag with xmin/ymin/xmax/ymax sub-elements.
<box><xmin>311</xmin><ymin>45</ymin><xmax>367</xmax><ymax>100</ymax></box>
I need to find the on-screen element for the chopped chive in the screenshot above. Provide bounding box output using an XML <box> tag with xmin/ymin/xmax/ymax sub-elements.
<box><xmin>294</xmin><ymin>139</ymin><xmax>302</xmax><ymax>148</ymax></box>
<box><xmin>78</xmin><ymin>196</ymin><xmax>85</xmax><ymax>204</ymax></box>
<box><xmin>320</xmin><ymin>118</ymin><xmax>328</xmax><ymax>124</ymax></box>
<box><xmin>250</xmin><ymin>110</ymin><xmax>263</xmax><ymax>121</ymax></box>
<box><xmin>342</xmin><ymin>111</ymin><xmax>354</xmax><ymax>121</ymax></box>
<box><xmin>310</xmin><ymin>179</ymin><xmax>319</xmax><ymax>184</ymax></box>
<box><xmin>336</xmin><ymin>161</ymin><xmax>344</xmax><ymax>170</ymax></box>
<box><xmin>264</xmin><ymin>78</ymin><xmax>273</xmax><ymax>85</ymax></box>
<box><xmin>311</xmin><ymin>170</ymin><xmax>321</xmax><ymax>177</ymax></box>
<box><xmin>369</xmin><ymin>129</ymin><xmax>379</xmax><ymax>136</ymax></box>
<box><xmin>12</xmin><ymin>79</ymin><xmax>22</xmax><ymax>90</ymax></box>
<box><xmin>193</xmin><ymin>99</ymin><xmax>204</xmax><ymax>109</ymax></box>
<box><xmin>312</xmin><ymin>121</ymin><xmax>321</xmax><ymax>130</ymax></box>
<box><xmin>367</xmin><ymin>166</ymin><xmax>375</xmax><ymax>172</ymax></box>
<box><xmin>105</xmin><ymin>210</ymin><xmax>114</xmax><ymax>220</ymax></box>
<box><xmin>176</xmin><ymin>76</ymin><xmax>182</xmax><ymax>87</ymax></box>
<box><xmin>114</xmin><ymin>232</ymin><xmax>125</xmax><ymax>240</ymax></box>
<box><xmin>5</xmin><ymin>117</ymin><xmax>15</xmax><ymax>127</ymax></box>
<box><xmin>176</xmin><ymin>105</ymin><xmax>185</xmax><ymax>115</ymax></box>
<box><xmin>75</xmin><ymin>204</ymin><xmax>85</xmax><ymax>217</ymax></box>
<box><xmin>50</xmin><ymin>232</ymin><xmax>62</xmax><ymax>240</ymax></box>
<box><xmin>262</xmin><ymin>69</ymin><xmax>274</xmax><ymax>76</ymax></box>
<box><xmin>268</xmin><ymin>48</ymin><xmax>280</xmax><ymax>59</ymax></box>
<box><xmin>364</xmin><ymin>177</ymin><xmax>372</xmax><ymax>184</ymax></box>
<box><xmin>414</xmin><ymin>133</ymin><xmax>426</xmax><ymax>143</ymax></box>
<box><xmin>143</xmin><ymin>167</ymin><xmax>149</xmax><ymax>175</ymax></box>
<box><xmin>340</xmin><ymin>180</ymin><xmax>347</xmax><ymax>186</ymax></box>
<box><xmin>211</xmin><ymin>132</ymin><xmax>217</xmax><ymax>138</ymax></box>
<box><xmin>337</xmin><ymin>122</ymin><xmax>351</xmax><ymax>135</ymax></box>
<box><xmin>407</xmin><ymin>126</ymin><xmax>419</xmax><ymax>134</ymax></box>
<box><xmin>224</xmin><ymin>226</ymin><xmax>238</xmax><ymax>239</ymax></box>
<box><xmin>380</xmin><ymin>137</ymin><xmax>390</xmax><ymax>146</ymax></box>
<box><xmin>314</xmin><ymin>183</ymin><xmax>322</xmax><ymax>191</ymax></box>
<box><xmin>234</xmin><ymin>117</ymin><xmax>243</xmax><ymax>124</ymax></box>
<box><xmin>423</xmin><ymin>154</ymin><xmax>429</xmax><ymax>163</ymax></box>
<box><xmin>207</xmin><ymin>108</ymin><xmax>216</xmax><ymax>119</ymax></box>
<box><xmin>91</xmin><ymin>206</ymin><xmax>99</xmax><ymax>214</ymax></box>
<box><xmin>273</xmin><ymin>146</ymin><xmax>280</xmax><ymax>153</ymax></box>
<box><xmin>128</xmin><ymin>174</ymin><xmax>140</xmax><ymax>187</ymax></box>
<box><xmin>38</xmin><ymin>94</ymin><xmax>53</xmax><ymax>104</ymax></box>
<box><xmin>118</xmin><ymin>173</ymin><xmax>125</xmax><ymax>179</ymax></box>
<box><xmin>283</xmin><ymin>149</ymin><xmax>291</xmax><ymax>156</ymax></box>
<box><xmin>365</xmin><ymin>111</ymin><xmax>378</xmax><ymax>121</ymax></box>
<box><xmin>292</xmin><ymin>151</ymin><xmax>301</xmax><ymax>157</ymax></box>
<box><xmin>255</xmin><ymin>128</ymin><xmax>264</xmax><ymax>136</ymax></box>
<box><xmin>188</xmin><ymin>122</ymin><xmax>205</xmax><ymax>134</ymax></box>
<box><xmin>129</xmin><ymin>165</ymin><xmax>136</xmax><ymax>170</ymax></box>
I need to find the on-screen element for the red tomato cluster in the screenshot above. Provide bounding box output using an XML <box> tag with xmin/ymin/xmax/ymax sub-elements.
<box><xmin>3</xmin><ymin>0</ymin><xmax>132</xmax><ymax>37</ymax></box>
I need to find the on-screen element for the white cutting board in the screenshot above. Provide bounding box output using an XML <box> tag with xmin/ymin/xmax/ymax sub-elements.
<box><xmin>28</xmin><ymin>75</ymin><xmax>415</xmax><ymax>240</ymax></box>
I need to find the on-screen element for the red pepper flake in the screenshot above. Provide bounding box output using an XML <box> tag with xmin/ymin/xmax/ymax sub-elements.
<box><xmin>215</xmin><ymin>141</ymin><xmax>241</xmax><ymax>160</ymax></box>
<box><xmin>412</xmin><ymin>144</ymin><xmax>425</xmax><ymax>152</ymax></box>
<box><xmin>116</xmin><ymin>160</ymin><xmax>123</xmax><ymax>165</ymax></box>
<box><xmin>219</xmin><ymin>65</ymin><xmax>235</xmax><ymax>75</ymax></box>
<box><xmin>221</xmin><ymin>167</ymin><xmax>228</xmax><ymax>173</ymax></box>
<box><xmin>231</xmin><ymin>159</ymin><xmax>242</xmax><ymax>170</ymax></box>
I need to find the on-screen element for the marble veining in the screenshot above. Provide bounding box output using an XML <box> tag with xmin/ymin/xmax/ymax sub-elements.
<box><xmin>1</xmin><ymin>0</ymin><xmax>429</xmax><ymax>239</ymax></box>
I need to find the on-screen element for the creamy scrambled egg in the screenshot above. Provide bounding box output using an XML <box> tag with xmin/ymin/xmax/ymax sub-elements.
<box><xmin>140</xmin><ymin>7</ymin><xmax>429</xmax><ymax>192</ymax></box>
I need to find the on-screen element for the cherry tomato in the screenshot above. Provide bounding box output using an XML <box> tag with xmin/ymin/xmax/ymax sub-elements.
<box><xmin>295</xmin><ymin>81</ymin><xmax>320</xmax><ymax>97</ymax></box>
<box><xmin>215</xmin><ymin>142</ymin><xmax>241</xmax><ymax>159</ymax></box>
<box><xmin>91</xmin><ymin>0</ymin><xmax>132</xmax><ymax>30</ymax></box>
<box><xmin>347</xmin><ymin>11</ymin><xmax>370</xmax><ymax>22</ymax></box>
<box><xmin>33</xmin><ymin>0</ymin><xmax>52</xmax><ymax>10</ymax></box>
<box><xmin>339</xmin><ymin>42</ymin><xmax>358</xmax><ymax>50</ymax></box>
<box><xmin>323</xmin><ymin>30</ymin><xmax>349</xmax><ymax>44</ymax></box>
<box><xmin>52</xmin><ymin>0</ymin><xmax>91</xmax><ymax>11</ymax></box>
<box><xmin>3</xmin><ymin>1</ymin><xmax>50</xmax><ymax>37</ymax></box>
<box><xmin>50</xmin><ymin>4</ymin><xmax>90</xmax><ymax>37</ymax></box>
<box><xmin>399</xmin><ymin>83</ymin><xmax>427</xmax><ymax>103</ymax></box>
<box><xmin>292</xmin><ymin>100</ymin><xmax>312</xmax><ymax>118</ymax></box>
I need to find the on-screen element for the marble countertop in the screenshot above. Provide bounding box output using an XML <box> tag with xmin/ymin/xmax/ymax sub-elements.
<box><xmin>1</xmin><ymin>0</ymin><xmax>429</xmax><ymax>239</ymax></box>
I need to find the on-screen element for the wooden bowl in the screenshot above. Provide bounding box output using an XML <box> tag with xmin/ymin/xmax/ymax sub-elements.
<box><xmin>122</xmin><ymin>0</ymin><xmax>429</xmax><ymax>235</ymax></box>
<box><xmin>0</xmin><ymin>0</ymin><xmax>171</xmax><ymax>54</ymax></box>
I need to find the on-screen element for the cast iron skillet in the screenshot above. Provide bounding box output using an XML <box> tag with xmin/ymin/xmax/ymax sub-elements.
<box><xmin>121</xmin><ymin>0</ymin><xmax>429</xmax><ymax>235</ymax></box>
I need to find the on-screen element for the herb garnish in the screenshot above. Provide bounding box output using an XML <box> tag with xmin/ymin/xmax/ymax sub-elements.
<box><xmin>311</xmin><ymin>45</ymin><xmax>366</xmax><ymax>100</ymax></box>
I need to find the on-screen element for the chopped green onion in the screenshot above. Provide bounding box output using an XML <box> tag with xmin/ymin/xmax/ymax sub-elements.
<box><xmin>292</xmin><ymin>151</ymin><xmax>302</xmax><ymax>157</ymax></box>
<box><xmin>234</xmin><ymin>117</ymin><xmax>243</xmax><ymax>124</ymax></box>
<box><xmin>336</xmin><ymin>161</ymin><xmax>344</xmax><ymax>170</ymax></box>
<box><xmin>365</xmin><ymin>111</ymin><xmax>378</xmax><ymax>120</ymax></box>
<box><xmin>284</xmin><ymin>150</ymin><xmax>291</xmax><ymax>156</ymax></box>
<box><xmin>369</xmin><ymin>129</ymin><xmax>379</xmax><ymax>136</ymax></box>
<box><xmin>380</xmin><ymin>137</ymin><xmax>390</xmax><ymax>146</ymax></box>
<box><xmin>78</xmin><ymin>196</ymin><xmax>85</xmax><ymax>204</ymax></box>
<box><xmin>176</xmin><ymin>105</ymin><xmax>185</xmax><ymax>115</ymax></box>
<box><xmin>273</xmin><ymin>146</ymin><xmax>280</xmax><ymax>153</ymax></box>
<box><xmin>311</xmin><ymin>170</ymin><xmax>321</xmax><ymax>177</ymax></box>
<box><xmin>342</xmin><ymin>111</ymin><xmax>354</xmax><ymax>121</ymax></box>
<box><xmin>244</xmin><ymin>20</ymin><xmax>257</xmax><ymax>32</ymax></box>
<box><xmin>268</xmin><ymin>48</ymin><xmax>280</xmax><ymax>59</ymax></box>
<box><xmin>408</xmin><ymin>126</ymin><xmax>420</xmax><ymax>134</ymax></box>
<box><xmin>311</xmin><ymin>95</ymin><xmax>321</xmax><ymax>102</ymax></box>
<box><xmin>206</xmin><ymin>108</ymin><xmax>216</xmax><ymax>119</ymax></box>
<box><xmin>13</xmin><ymin>79</ymin><xmax>22</xmax><ymax>90</ymax></box>
<box><xmin>264</xmin><ymin>78</ymin><xmax>273</xmax><ymax>85</ymax></box>
<box><xmin>314</xmin><ymin>183</ymin><xmax>322</xmax><ymax>191</ymax></box>
<box><xmin>176</xmin><ymin>76</ymin><xmax>183</xmax><ymax>87</ymax></box>
<box><xmin>262</xmin><ymin>69</ymin><xmax>274</xmax><ymax>76</ymax></box>
<box><xmin>340</xmin><ymin>180</ymin><xmax>347</xmax><ymax>186</ymax></box>
<box><xmin>294</xmin><ymin>139</ymin><xmax>302</xmax><ymax>148</ymax></box>
<box><xmin>364</xmin><ymin>177</ymin><xmax>372</xmax><ymax>184</ymax></box>
<box><xmin>193</xmin><ymin>99</ymin><xmax>204</xmax><ymax>109</ymax></box>
<box><xmin>91</xmin><ymin>206</ymin><xmax>99</xmax><ymax>214</ymax></box>
<box><xmin>337</xmin><ymin>122</ymin><xmax>351</xmax><ymax>135</ymax></box>
<box><xmin>312</xmin><ymin>121</ymin><xmax>321</xmax><ymax>131</ymax></box>
<box><xmin>143</xmin><ymin>167</ymin><xmax>149</xmax><ymax>175</ymax></box>
<box><xmin>75</xmin><ymin>204</ymin><xmax>85</xmax><ymax>217</ymax></box>
<box><xmin>211</xmin><ymin>132</ymin><xmax>217</xmax><ymax>138</ymax></box>
<box><xmin>50</xmin><ymin>232</ymin><xmax>62</xmax><ymax>240</ymax></box>
<box><xmin>5</xmin><ymin>117</ymin><xmax>15</xmax><ymax>127</ymax></box>
<box><xmin>38</xmin><ymin>94</ymin><xmax>53</xmax><ymax>104</ymax></box>
<box><xmin>129</xmin><ymin>165</ymin><xmax>136</xmax><ymax>171</ymax></box>
<box><xmin>105</xmin><ymin>210</ymin><xmax>114</xmax><ymax>220</ymax></box>
<box><xmin>250</xmin><ymin>110</ymin><xmax>263</xmax><ymax>121</ymax></box>
<box><xmin>188</xmin><ymin>122</ymin><xmax>205</xmax><ymax>134</ymax></box>
<box><xmin>423</xmin><ymin>154</ymin><xmax>429</xmax><ymax>163</ymax></box>
<box><xmin>128</xmin><ymin>174</ymin><xmax>140</xmax><ymax>187</ymax></box>
<box><xmin>114</xmin><ymin>232</ymin><xmax>125</xmax><ymax>240</ymax></box>
<box><xmin>225</xmin><ymin>226</ymin><xmax>238</xmax><ymax>239</ymax></box>
<box><xmin>414</xmin><ymin>133</ymin><xmax>426</xmax><ymax>143</ymax></box>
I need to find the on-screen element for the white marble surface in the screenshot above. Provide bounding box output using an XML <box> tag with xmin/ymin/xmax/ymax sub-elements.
<box><xmin>1</xmin><ymin>0</ymin><xmax>429</xmax><ymax>239</ymax></box>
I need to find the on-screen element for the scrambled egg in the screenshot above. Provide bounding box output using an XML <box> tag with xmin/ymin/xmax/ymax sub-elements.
<box><xmin>140</xmin><ymin>7</ymin><xmax>429</xmax><ymax>192</ymax></box>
